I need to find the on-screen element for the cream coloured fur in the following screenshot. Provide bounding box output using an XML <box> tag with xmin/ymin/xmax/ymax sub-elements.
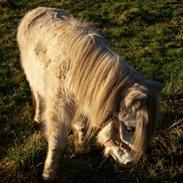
<box><xmin>17</xmin><ymin>7</ymin><xmax>162</xmax><ymax>180</ymax></box>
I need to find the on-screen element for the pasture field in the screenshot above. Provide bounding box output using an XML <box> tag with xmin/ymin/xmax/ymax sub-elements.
<box><xmin>0</xmin><ymin>0</ymin><xmax>182</xmax><ymax>182</ymax></box>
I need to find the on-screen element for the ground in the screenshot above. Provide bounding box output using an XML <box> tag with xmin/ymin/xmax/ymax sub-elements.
<box><xmin>0</xmin><ymin>0</ymin><xmax>182</xmax><ymax>182</ymax></box>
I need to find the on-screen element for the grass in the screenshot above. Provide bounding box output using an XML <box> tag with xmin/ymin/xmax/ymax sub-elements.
<box><xmin>0</xmin><ymin>0</ymin><xmax>182</xmax><ymax>182</ymax></box>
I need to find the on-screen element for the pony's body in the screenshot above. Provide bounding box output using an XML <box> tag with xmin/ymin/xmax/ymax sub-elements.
<box><xmin>17</xmin><ymin>7</ymin><xmax>162</xmax><ymax>180</ymax></box>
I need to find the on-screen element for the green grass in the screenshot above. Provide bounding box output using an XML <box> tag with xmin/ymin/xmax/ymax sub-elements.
<box><xmin>0</xmin><ymin>0</ymin><xmax>182</xmax><ymax>182</ymax></box>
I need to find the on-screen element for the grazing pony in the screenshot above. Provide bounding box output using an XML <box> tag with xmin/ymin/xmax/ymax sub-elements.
<box><xmin>17</xmin><ymin>7</ymin><xmax>162</xmax><ymax>180</ymax></box>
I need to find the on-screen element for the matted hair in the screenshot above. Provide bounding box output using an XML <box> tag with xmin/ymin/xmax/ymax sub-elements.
<box><xmin>66</xmin><ymin>31</ymin><xmax>134</xmax><ymax>135</ymax></box>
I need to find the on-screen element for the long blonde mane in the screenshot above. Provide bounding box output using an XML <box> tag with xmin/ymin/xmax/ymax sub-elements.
<box><xmin>63</xmin><ymin>18</ymin><xmax>136</xmax><ymax>131</ymax></box>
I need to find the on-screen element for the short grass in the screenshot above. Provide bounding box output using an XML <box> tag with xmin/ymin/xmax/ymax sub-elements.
<box><xmin>0</xmin><ymin>0</ymin><xmax>182</xmax><ymax>182</ymax></box>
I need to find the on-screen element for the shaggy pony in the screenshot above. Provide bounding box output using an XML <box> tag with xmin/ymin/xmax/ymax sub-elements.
<box><xmin>17</xmin><ymin>7</ymin><xmax>162</xmax><ymax>180</ymax></box>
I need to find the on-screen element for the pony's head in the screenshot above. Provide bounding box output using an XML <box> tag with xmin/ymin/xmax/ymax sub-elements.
<box><xmin>97</xmin><ymin>81</ymin><xmax>163</xmax><ymax>164</ymax></box>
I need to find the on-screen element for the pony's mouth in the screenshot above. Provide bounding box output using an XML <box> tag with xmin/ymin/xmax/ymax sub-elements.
<box><xmin>100</xmin><ymin>119</ymin><xmax>133</xmax><ymax>151</ymax></box>
<box><xmin>97</xmin><ymin>120</ymin><xmax>135</xmax><ymax>164</ymax></box>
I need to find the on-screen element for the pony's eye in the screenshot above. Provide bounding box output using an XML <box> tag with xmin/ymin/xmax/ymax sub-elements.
<box><xmin>124</xmin><ymin>125</ymin><xmax>135</xmax><ymax>132</ymax></box>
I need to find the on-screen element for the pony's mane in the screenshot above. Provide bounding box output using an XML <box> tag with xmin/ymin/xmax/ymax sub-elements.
<box><xmin>61</xmin><ymin>17</ymin><xmax>138</xmax><ymax>135</ymax></box>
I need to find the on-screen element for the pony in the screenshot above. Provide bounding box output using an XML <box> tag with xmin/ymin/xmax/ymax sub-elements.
<box><xmin>17</xmin><ymin>7</ymin><xmax>162</xmax><ymax>180</ymax></box>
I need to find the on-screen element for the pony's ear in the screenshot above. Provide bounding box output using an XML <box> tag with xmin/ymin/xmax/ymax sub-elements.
<box><xmin>124</xmin><ymin>84</ymin><xmax>147</xmax><ymax>110</ymax></box>
<box><xmin>144</xmin><ymin>80</ymin><xmax>163</xmax><ymax>93</ymax></box>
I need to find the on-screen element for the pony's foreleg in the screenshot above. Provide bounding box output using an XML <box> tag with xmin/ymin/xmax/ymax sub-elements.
<box><xmin>42</xmin><ymin>97</ymin><xmax>72</xmax><ymax>181</ymax></box>
<box><xmin>31</xmin><ymin>88</ymin><xmax>44</xmax><ymax>123</ymax></box>
<box><xmin>73</xmin><ymin>117</ymin><xmax>91</xmax><ymax>154</ymax></box>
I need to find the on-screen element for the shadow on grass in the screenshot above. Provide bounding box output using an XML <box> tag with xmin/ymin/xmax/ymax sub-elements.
<box><xmin>1</xmin><ymin>119</ymin><xmax>183</xmax><ymax>183</ymax></box>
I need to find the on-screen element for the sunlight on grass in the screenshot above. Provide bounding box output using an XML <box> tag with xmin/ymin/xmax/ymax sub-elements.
<box><xmin>1</xmin><ymin>132</ymin><xmax>46</xmax><ymax>183</ymax></box>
